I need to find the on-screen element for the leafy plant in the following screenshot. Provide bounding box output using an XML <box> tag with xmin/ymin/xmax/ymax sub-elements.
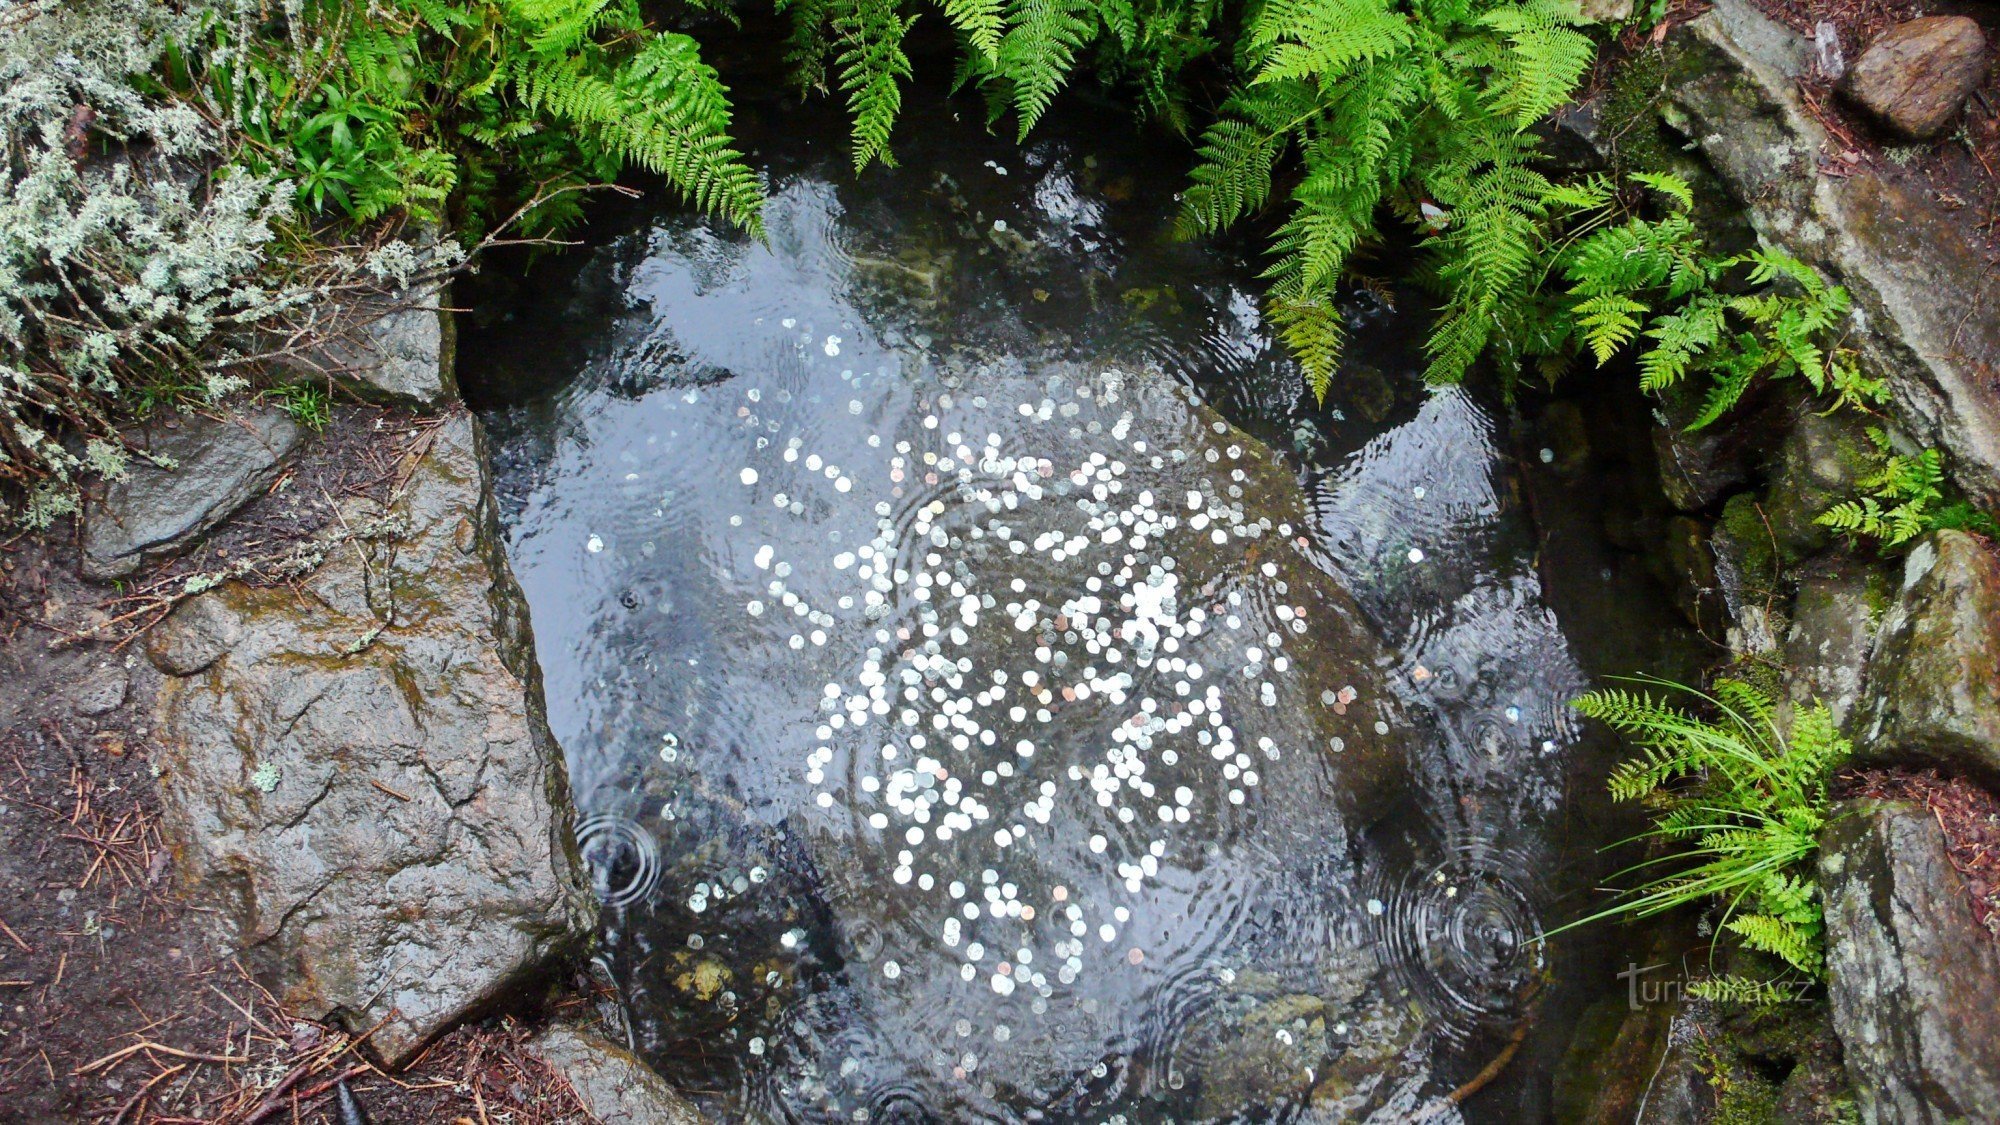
<box><xmin>1</xmin><ymin>0</ymin><xmax>461</xmax><ymax>525</ymax></box>
<box><xmin>267</xmin><ymin>382</ymin><xmax>333</xmax><ymax>431</ymax></box>
<box><xmin>1564</xmin><ymin>676</ymin><xmax>1849</xmax><ymax>982</ymax></box>
<box><xmin>1816</xmin><ymin>429</ymin><xmax>1999</xmax><ymax>549</ymax></box>
<box><xmin>1178</xmin><ymin>0</ymin><xmax>1595</xmax><ymax>397</ymax></box>
<box><xmin>180</xmin><ymin>0</ymin><xmax>765</xmax><ymax>237</ymax></box>
<box><xmin>1538</xmin><ymin>173</ymin><xmax>1884</xmax><ymax>428</ymax></box>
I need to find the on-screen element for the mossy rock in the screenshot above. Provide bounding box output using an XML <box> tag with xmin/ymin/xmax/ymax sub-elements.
<box><xmin>1757</xmin><ymin>408</ymin><xmax>1883</xmax><ymax>564</ymax></box>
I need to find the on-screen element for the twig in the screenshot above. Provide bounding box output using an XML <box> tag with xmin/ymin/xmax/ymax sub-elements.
<box><xmin>239</xmin><ymin>1064</ymin><xmax>368</xmax><ymax>1125</ymax></box>
<box><xmin>106</xmin><ymin>1062</ymin><xmax>185</xmax><ymax>1124</ymax></box>
<box><xmin>77</xmin><ymin>1040</ymin><xmax>250</xmax><ymax>1075</ymax></box>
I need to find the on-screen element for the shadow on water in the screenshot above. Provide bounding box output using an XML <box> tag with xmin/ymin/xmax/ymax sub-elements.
<box><xmin>463</xmin><ymin>76</ymin><xmax>1703</xmax><ymax>1124</ymax></box>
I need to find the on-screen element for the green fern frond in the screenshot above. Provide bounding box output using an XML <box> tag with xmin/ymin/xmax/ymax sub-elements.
<box><xmin>1480</xmin><ymin>1</ymin><xmax>1592</xmax><ymax>128</ymax></box>
<box><xmin>834</xmin><ymin>0</ymin><xmax>918</xmax><ymax>170</ymax></box>
<box><xmin>940</xmin><ymin>0</ymin><xmax>1008</xmax><ymax>60</ymax></box>
<box><xmin>995</xmin><ymin>0</ymin><xmax>1100</xmax><ymax>139</ymax></box>
<box><xmin>1629</xmin><ymin>169</ymin><xmax>1694</xmax><ymax>211</ymax></box>
<box><xmin>1558</xmin><ymin>677</ymin><xmax>1849</xmax><ymax>982</ymax></box>
<box><xmin>1269</xmin><ymin>293</ymin><xmax>1346</xmax><ymax>402</ymax></box>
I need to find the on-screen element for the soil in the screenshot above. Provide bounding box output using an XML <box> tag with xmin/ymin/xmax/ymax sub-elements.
<box><xmin>0</xmin><ymin>406</ymin><xmax>603</xmax><ymax>1123</ymax></box>
<box><xmin>1840</xmin><ymin>766</ymin><xmax>2000</xmax><ymax>935</ymax></box>
<box><xmin>1750</xmin><ymin>0</ymin><xmax>2000</xmax><ymax>253</ymax></box>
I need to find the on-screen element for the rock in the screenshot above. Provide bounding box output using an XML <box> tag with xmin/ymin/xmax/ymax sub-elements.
<box><xmin>1537</xmin><ymin>97</ymin><xmax>1610</xmax><ymax>171</ymax></box>
<box><xmin>532</xmin><ymin>1021</ymin><xmax>705</xmax><ymax>1124</ymax></box>
<box><xmin>1189</xmin><ymin>992</ymin><xmax>1330</xmax><ymax>1119</ymax></box>
<box><xmin>1821</xmin><ymin>799</ymin><xmax>2000</xmax><ymax>1123</ymax></box>
<box><xmin>145</xmin><ymin>594</ymin><xmax>242</xmax><ymax>676</ymax></box>
<box><xmin>340</xmin><ymin>293</ymin><xmax>456</xmax><ymax>406</ymax></box>
<box><xmin>1634</xmin><ymin>1005</ymin><xmax>1719</xmax><ymax>1125</ymax></box>
<box><xmin>1551</xmin><ymin>993</ymin><xmax>1676</xmax><ymax>1124</ymax></box>
<box><xmin>1840</xmin><ymin>17</ymin><xmax>1989</xmax><ymax>141</ymax></box>
<box><xmin>1782</xmin><ymin>562</ymin><xmax>1884</xmax><ymax>727</ymax></box>
<box><xmin>279</xmin><ymin>287</ymin><xmax>457</xmax><ymax>407</ymax></box>
<box><xmin>1758</xmin><ymin>408</ymin><xmax>1879</xmax><ymax>562</ymax></box>
<box><xmin>71</xmin><ymin>664</ymin><xmax>129</xmax><ymax>717</ymax></box>
<box><xmin>81</xmin><ymin>407</ymin><xmax>304</xmax><ymax>581</ymax></box>
<box><xmin>1578</xmin><ymin>0</ymin><xmax>1632</xmax><ymax>23</ymax></box>
<box><xmin>1664</xmin><ymin>514</ymin><xmax>1729</xmax><ymax>636</ymax></box>
<box><xmin>1653</xmin><ymin>424</ymin><xmax>1753</xmax><ymax>513</ymax></box>
<box><xmin>1812</xmin><ymin>21</ymin><xmax>1845</xmax><ymax>82</ymax></box>
<box><xmin>1666</xmin><ymin>0</ymin><xmax>2000</xmax><ymax>507</ymax></box>
<box><xmin>1856</xmin><ymin>531</ymin><xmax>2000</xmax><ymax>780</ymax></box>
<box><xmin>147</xmin><ymin>412</ymin><xmax>592</xmax><ymax>1063</ymax></box>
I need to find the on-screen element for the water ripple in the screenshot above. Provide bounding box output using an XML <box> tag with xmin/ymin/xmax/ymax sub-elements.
<box><xmin>1369</xmin><ymin>833</ymin><xmax>1545</xmax><ymax>1044</ymax></box>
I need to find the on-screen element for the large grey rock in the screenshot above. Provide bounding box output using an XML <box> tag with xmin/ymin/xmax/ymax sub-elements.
<box><xmin>145</xmin><ymin>412</ymin><xmax>592</xmax><ymax>1063</ymax></box>
<box><xmin>532</xmin><ymin>1022</ymin><xmax>705</xmax><ymax>1125</ymax></box>
<box><xmin>1666</xmin><ymin>0</ymin><xmax>2000</xmax><ymax>508</ymax></box>
<box><xmin>1759</xmin><ymin>408</ymin><xmax>1880</xmax><ymax>562</ymax></box>
<box><xmin>279</xmin><ymin>286</ymin><xmax>457</xmax><ymax>407</ymax></box>
<box><xmin>1821</xmin><ymin>799</ymin><xmax>2000</xmax><ymax>1123</ymax></box>
<box><xmin>335</xmin><ymin>292</ymin><xmax>457</xmax><ymax>406</ymax></box>
<box><xmin>1840</xmin><ymin>17</ymin><xmax>1990</xmax><ymax>141</ymax></box>
<box><xmin>1782</xmin><ymin>563</ymin><xmax>1882</xmax><ymax>728</ymax></box>
<box><xmin>81</xmin><ymin>407</ymin><xmax>303</xmax><ymax>580</ymax></box>
<box><xmin>1857</xmin><ymin>531</ymin><xmax>2000</xmax><ymax>781</ymax></box>
<box><xmin>1653</xmin><ymin>424</ymin><xmax>1754</xmax><ymax>513</ymax></box>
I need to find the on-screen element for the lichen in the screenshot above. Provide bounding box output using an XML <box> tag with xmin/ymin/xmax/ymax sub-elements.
<box><xmin>249</xmin><ymin>759</ymin><xmax>280</xmax><ymax>793</ymax></box>
<box><xmin>1</xmin><ymin>0</ymin><xmax>450</xmax><ymax>524</ymax></box>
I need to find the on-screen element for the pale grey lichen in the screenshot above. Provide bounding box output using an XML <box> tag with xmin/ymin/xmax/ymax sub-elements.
<box><xmin>1</xmin><ymin>0</ymin><xmax>448</xmax><ymax>526</ymax></box>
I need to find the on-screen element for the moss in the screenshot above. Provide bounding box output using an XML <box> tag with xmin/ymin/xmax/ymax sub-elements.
<box><xmin>1718</xmin><ymin>491</ymin><xmax>1781</xmax><ymax>600</ymax></box>
<box><xmin>1599</xmin><ymin>47</ymin><xmax>1679</xmax><ymax>178</ymax></box>
<box><xmin>1713</xmin><ymin>1066</ymin><xmax>1783</xmax><ymax>1125</ymax></box>
<box><xmin>1862</xmin><ymin>566</ymin><xmax>1897</xmax><ymax>622</ymax></box>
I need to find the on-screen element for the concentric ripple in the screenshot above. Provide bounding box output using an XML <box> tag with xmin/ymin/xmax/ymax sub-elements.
<box><xmin>1370</xmin><ymin>835</ymin><xmax>1545</xmax><ymax>1042</ymax></box>
<box><xmin>575</xmin><ymin>812</ymin><xmax>662</xmax><ymax>909</ymax></box>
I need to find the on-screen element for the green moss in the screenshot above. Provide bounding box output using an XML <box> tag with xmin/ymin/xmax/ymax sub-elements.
<box><xmin>1696</xmin><ymin>1027</ymin><xmax>1782</xmax><ymax>1125</ymax></box>
<box><xmin>1862</xmin><ymin>567</ymin><xmax>1897</xmax><ymax>622</ymax></box>
<box><xmin>1599</xmin><ymin>47</ymin><xmax>1678</xmax><ymax>178</ymax></box>
<box><xmin>1718</xmin><ymin>491</ymin><xmax>1780</xmax><ymax>597</ymax></box>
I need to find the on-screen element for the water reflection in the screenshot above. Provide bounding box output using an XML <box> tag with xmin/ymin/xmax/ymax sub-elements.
<box><xmin>473</xmin><ymin>92</ymin><xmax>1666</xmax><ymax>1122</ymax></box>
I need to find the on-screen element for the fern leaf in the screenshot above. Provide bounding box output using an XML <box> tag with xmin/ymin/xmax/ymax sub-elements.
<box><xmin>834</xmin><ymin>0</ymin><xmax>918</xmax><ymax>170</ymax></box>
<box><xmin>940</xmin><ymin>0</ymin><xmax>1007</xmax><ymax>60</ymax></box>
<box><xmin>996</xmin><ymin>0</ymin><xmax>1099</xmax><ymax>139</ymax></box>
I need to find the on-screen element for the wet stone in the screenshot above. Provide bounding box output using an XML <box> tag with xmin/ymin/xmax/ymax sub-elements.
<box><xmin>532</xmin><ymin>1021</ymin><xmax>706</xmax><ymax>1125</ymax></box>
<box><xmin>148</xmin><ymin>413</ymin><xmax>592</xmax><ymax>1063</ymax></box>
<box><xmin>1840</xmin><ymin>17</ymin><xmax>1990</xmax><ymax>141</ymax></box>
<box><xmin>81</xmin><ymin>407</ymin><xmax>304</xmax><ymax>581</ymax></box>
<box><xmin>1857</xmin><ymin>531</ymin><xmax>2000</xmax><ymax>781</ymax></box>
<box><xmin>1821</xmin><ymin>799</ymin><xmax>2000</xmax><ymax>1122</ymax></box>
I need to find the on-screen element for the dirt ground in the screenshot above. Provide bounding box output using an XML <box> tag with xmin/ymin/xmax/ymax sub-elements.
<box><xmin>1751</xmin><ymin>0</ymin><xmax>2000</xmax><ymax>251</ymax></box>
<box><xmin>0</xmin><ymin>406</ymin><xmax>604</xmax><ymax>1123</ymax></box>
<box><xmin>1842</xmin><ymin>766</ymin><xmax>2000</xmax><ymax>934</ymax></box>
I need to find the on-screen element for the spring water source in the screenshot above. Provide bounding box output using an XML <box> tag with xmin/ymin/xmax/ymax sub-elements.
<box><xmin>471</xmin><ymin>92</ymin><xmax>1689</xmax><ymax>1123</ymax></box>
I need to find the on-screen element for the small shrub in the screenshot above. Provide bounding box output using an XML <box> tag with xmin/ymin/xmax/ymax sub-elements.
<box><xmin>1816</xmin><ymin>430</ymin><xmax>1999</xmax><ymax>550</ymax></box>
<box><xmin>1564</xmin><ymin>676</ymin><xmax>1848</xmax><ymax>984</ymax></box>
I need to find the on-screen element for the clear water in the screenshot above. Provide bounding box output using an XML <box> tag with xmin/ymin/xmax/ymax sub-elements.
<box><xmin>468</xmin><ymin>89</ymin><xmax>1695</xmax><ymax>1123</ymax></box>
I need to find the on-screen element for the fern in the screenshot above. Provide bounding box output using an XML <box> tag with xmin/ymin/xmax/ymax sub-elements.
<box><xmin>1559</xmin><ymin>676</ymin><xmax>1850</xmax><ymax>981</ymax></box>
<box><xmin>834</xmin><ymin>0</ymin><xmax>919</xmax><ymax>170</ymax></box>
<box><xmin>506</xmin><ymin>4</ymin><xmax>766</xmax><ymax>234</ymax></box>
<box><xmin>1544</xmin><ymin>172</ymin><xmax>1885</xmax><ymax>429</ymax></box>
<box><xmin>1180</xmin><ymin>0</ymin><xmax>1593</xmax><ymax>397</ymax></box>
<box><xmin>995</xmin><ymin>0</ymin><xmax>1102</xmax><ymax>139</ymax></box>
<box><xmin>941</xmin><ymin>0</ymin><xmax>1009</xmax><ymax>61</ymax></box>
<box><xmin>1816</xmin><ymin>430</ymin><xmax>1999</xmax><ymax>550</ymax></box>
